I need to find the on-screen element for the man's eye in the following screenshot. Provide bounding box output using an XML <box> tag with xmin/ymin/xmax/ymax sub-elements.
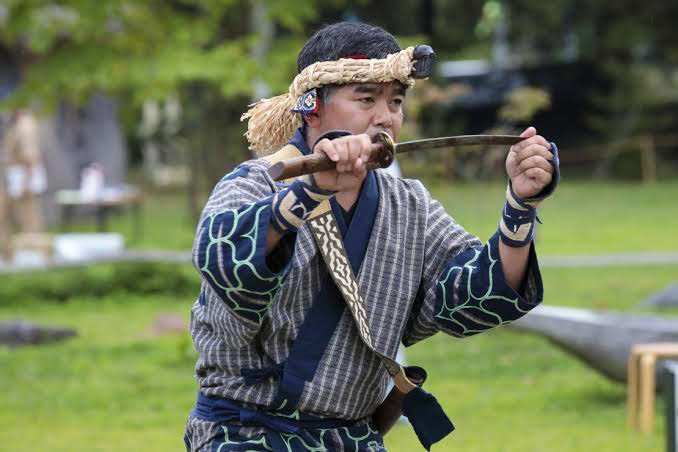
<box><xmin>359</xmin><ymin>97</ymin><xmax>374</xmax><ymax>104</ymax></box>
<box><xmin>392</xmin><ymin>98</ymin><xmax>404</xmax><ymax>106</ymax></box>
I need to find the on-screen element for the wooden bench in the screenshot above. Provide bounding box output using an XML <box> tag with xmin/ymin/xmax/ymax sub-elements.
<box><xmin>56</xmin><ymin>187</ymin><xmax>143</xmax><ymax>242</ymax></box>
<box><xmin>628</xmin><ymin>342</ymin><xmax>678</xmax><ymax>432</ymax></box>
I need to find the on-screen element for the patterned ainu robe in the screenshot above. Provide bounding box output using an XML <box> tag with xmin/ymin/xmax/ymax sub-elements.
<box><xmin>184</xmin><ymin>129</ymin><xmax>543</xmax><ymax>451</ymax></box>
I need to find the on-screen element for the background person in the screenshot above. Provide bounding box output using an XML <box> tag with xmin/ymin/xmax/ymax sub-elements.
<box><xmin>3</xmin><ymin>109</ymin><xmax>47</xmax><ymax>236</ymax></box>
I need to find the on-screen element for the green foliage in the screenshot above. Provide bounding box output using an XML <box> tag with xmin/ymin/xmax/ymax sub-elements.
<box><xmin>475</xmin><ymin>0</ymin><xmax>504</xmax><ymax>38</ymax></box>
<box><xmin>0</xmin><ymin>0</ymin><xmax>318</xmax><ymax>108</ymax></box>
<box><xmin>498</xmin><ymin>86</ymin><xmax>551</xmax><ymax>122</ymax></box>
<box><xmin>507</xmin><ymin>0</ymin><xmax>678</xmax><ymax>134</ymax></box>
<box><xmin>0</xmin><ymin>1</ymin><xmax>328</xmax><ymax>189</ymax></box>
<box><xmin>0</xmin><ymin>262</ymin><xmax>200</xmax><ymax>306</ymax></box>
<box><xmin>3</xmin><ymin>0</ymin><xmax>678</xmax><ymax>182</ymax></box>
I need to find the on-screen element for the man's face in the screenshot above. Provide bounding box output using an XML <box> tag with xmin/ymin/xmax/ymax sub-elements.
<box><xmin>315</xmin><ymin>82</ymin><xmax>406</xmax><ymax>142</ymax></box>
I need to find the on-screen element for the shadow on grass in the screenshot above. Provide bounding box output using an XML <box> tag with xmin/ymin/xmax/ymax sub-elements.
<box><xmin>543</xmin><ymin>381</ymin><xmax>627</xmax><ymax>414</ymax></box>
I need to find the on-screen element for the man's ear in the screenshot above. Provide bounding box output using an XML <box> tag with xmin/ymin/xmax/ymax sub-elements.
<box><xmin>304</xmin><ymin>111</ymin><xmax>322</xmax><ymax>128</ymax></box>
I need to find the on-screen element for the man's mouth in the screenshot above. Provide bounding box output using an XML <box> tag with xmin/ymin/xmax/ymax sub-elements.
<box><xmin>369</xmin><ymin>129</ymin><xmax>392</xmax><ymax>142</ymax></box>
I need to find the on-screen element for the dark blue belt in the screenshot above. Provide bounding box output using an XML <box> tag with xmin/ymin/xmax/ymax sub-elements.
<box><xmin>191</xmin><ymin>391</ymin><xmax>358</xmax><ymax>433</ymax></box>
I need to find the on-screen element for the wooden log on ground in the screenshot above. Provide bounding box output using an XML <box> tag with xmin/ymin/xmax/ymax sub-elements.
<box><xmin>507</xmin><ymin>305</ymin><xmax>678</xmax><ymax>383</ymax></box>
<box><xmin>0</xmin><ymin>321</ymin><xmax>77</xmax><ymax>346</ymax></box>
<box><xmin>637</xmin><ymin>284</ymin><xmax>678</xmax><ymax>310</ymax></box>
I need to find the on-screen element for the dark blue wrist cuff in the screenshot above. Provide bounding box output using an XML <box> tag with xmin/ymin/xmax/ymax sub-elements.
<box><xmin>499</xmin><ymin>184</ymin><xmax>538</xmax><ymax>247</ymax></box>
<box><xmin>499</xmin><ymin>141</ymin><xmax>559</xmax><ymax>246</ymax></box>
<box><xmin>271</xmin><ymin>180</ymin><xmax>334</xmax><ymax>234</ymax></box>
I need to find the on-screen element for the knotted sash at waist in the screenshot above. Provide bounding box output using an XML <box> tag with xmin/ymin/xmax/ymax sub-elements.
<box><xmin>191</xmin><ymin>392</ymin><xmax>359</xmax><ymax>433</ymax></box>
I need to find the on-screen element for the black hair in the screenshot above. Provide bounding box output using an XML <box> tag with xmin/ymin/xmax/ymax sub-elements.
<box><xmin>297</xmin><ymin>22</ymin><xmax>401</xmax><ymax>73</ymax></box>
<box><xmin>297</xmin><ymin>22</ymin><xmax>401</xmax><ymax>109</ymax></box>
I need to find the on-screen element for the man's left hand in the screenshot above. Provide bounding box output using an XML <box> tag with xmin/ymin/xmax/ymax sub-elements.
<box><xmin>505</xmin><ymin>126</ymin><xmax>554</xmax><ymax>199</ymax></box>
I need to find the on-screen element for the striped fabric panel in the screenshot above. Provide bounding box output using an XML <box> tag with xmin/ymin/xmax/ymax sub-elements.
<box><xmin>401</xmin><ymin>196</ymin><xmax>482</xmax><ymax>345</ymax></box>
<box><xmin>432</xmin><ymin>233</ymin><xmax>542</xmax><ymax>337</ymax></box>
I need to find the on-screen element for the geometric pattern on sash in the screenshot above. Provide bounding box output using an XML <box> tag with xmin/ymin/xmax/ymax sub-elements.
<box><xmin>308</xmin><ymin>209</ymin><xmax>413</xmax><ymax>391</ymax></box>
<box><xmin>309</xmin><ymin>212</ymin><xmax>373</xmax><ymax>346</ymax></box>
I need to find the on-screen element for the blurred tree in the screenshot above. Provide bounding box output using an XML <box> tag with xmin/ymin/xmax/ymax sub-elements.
<box><xmin>0</xmin><ymin>0</ymin><xmax>315</xmax><ymax>106</ymax></box>
<box><xmin>313</xmin><ymin>0</ymin><xmax>487</xmax><ymax>59</ymax></box>
<box><xmin>3</xmin><ymin>0</ymin><xmax>677</xmax><ymax>187</ymax></box>
<box><xmin>507</xmin><ymin>0</ymin><xmax>678</xmax><ymax>177</ymax></box>
<box><xmin>0</xmin><ymin>0</ymin><xmax>319</xmax><ymax>216</ymax></box>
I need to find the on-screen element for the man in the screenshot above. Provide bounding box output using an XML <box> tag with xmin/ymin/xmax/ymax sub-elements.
<box><xmin>185</xmin><ymin>22</ymin><xmax>558</xmax><ymax>451</ymax></box>
<box><xmin>3</xmin><ymin>110</ymin><xmax>47</xmax><ymax>233</ymax></box>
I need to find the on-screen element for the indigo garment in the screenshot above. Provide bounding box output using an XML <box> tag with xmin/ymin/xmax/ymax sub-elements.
<box><xmin>187</xmin><ymin>127</ymin><xmax>546</xmax><ymax>448</ymax></box>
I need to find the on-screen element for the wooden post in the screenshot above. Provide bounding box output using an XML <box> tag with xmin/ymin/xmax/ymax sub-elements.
<box><xmin>640</xmin><ymin>354</ymin><xmax>658</xmax><ymax>433</ymax></box>
<box><xmin>640</xmin><ymin>136</ymin><xmax>657</xmax><ymax>184</ymax></box>
<box><xmin>629</xmin><ymin>350</ymin><xmax>640</xmax><ymax>429</ymax></box>
<box><xmin>665</xmin><ymin>361</ymin><xmax>678</xmax><ymax>452</ymax></box>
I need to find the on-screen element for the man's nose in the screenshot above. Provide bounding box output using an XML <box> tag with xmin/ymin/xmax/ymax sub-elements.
<box><xmin>372</xmin><ymin>100</ymin><xmax>393</xmax><ymax>129</ymax></box>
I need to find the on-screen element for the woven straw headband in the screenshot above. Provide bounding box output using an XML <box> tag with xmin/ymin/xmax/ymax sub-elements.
<box><xmin>241</xmin><ymin>46</ymin><xmax>418</xmax><ymax>155</ymax></box>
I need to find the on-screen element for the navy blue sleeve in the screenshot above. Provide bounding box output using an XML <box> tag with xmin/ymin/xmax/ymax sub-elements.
<box><xmin>192</xmin><ymin>161</ymin><xmax>294</xmax><ymax>328</ymax></box>
<box><xmin>194</xmin><ymin>199</ymin><xmax>289</xmax><ymax>325</ymax></box>
<box><xmin>401</xmin><ymin>187</ymin><xmax>544</xmax><ymax>346</ymax></box>
<box><xmin>432</xmin><ymin>232</ymin><xmax>543</xmax><ymax>337</ymax></box>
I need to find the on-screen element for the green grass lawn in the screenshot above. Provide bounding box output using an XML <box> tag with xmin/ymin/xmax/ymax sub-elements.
<box><xmin>3</xmin><ymin>181</ymin><xmax>678</xmax><ymax>451</ymax></box>
<box><xmin>427</xmin><ymin>180</ymin><xmax>678</xmax><ymax>255</ymax></box>
<box><xmin>0</xmin><ymin>295</ymin><xmax>196</xmax><ymax>451</ymax></box>
<box><xmin>81</xmin><ymin>180</ymin><xmax>678</xmax><ymax>254</ymax></box>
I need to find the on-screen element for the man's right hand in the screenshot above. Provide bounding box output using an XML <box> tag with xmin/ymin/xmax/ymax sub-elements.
<box><xmin>312</xmin><ymin>134</ymin><xmax>372</xmax><ymax>192</ymax></box>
